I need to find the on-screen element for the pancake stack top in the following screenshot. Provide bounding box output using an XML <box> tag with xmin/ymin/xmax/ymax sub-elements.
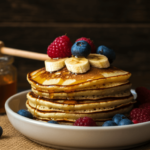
<box><xmin>26</xmin><ymin>36</ymin><xmax>135</xmax><ymax>125</ymax></box>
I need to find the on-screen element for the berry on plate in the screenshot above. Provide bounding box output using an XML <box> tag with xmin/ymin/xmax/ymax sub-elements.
<box><xmin>17</xmin><ymin>109</ymin><xmax>33</xmax><ymax>119</ymax></box>
<box><xmin>130</xmin><ymin>108</ymin><xmax>150</xmax><ymax>123</ymax></box>
<box><xmin>71</xmin><ymin>41</ymin><xmax>91</xmax><ymax>57</ymax></box>
<box><xmin>47</xmin><ymin>35</ymin><xmax>72</xmax><ymax>58</ymax></box>
<box><xmin>112</xmin><ymin>114</ymin><xmax>126</xmax><ymax>125</ymax></box>
<box><xmin>0</xmin><ymin>126</ymin><xmax>3</xmax><ymax>137</ymax></box>
<box><xmin>96</xmin><ymin>45</ymin><xmax>116</xmax><ymax>64</ymax></box>
<box><xmin>75</xmin><ymin>37</ymin><xmax>96</xmax><ymax>53</ymax></box>
<box><xmin>132</xmin><ymin>120</ymin><xmax>139</xmax><ymax>124</ymax></box>
<box><xmin>118</xmin><ymin>118</ymin><xmax>133</xmax><ymax>126</ymax></box>
<box><xmin>136</xmin><ymin>87</ymin><xmax>150</xmax><ymax>104</ymax></box>
<box><xmin>48</xmin><ymin>120</ymin><xmax>59</xmax><ymax>124</ymax></box>
<box><xmin>73</xmin><ymin>117</ymin><xmax>97</xmax><ymax>126</ymax></box>
<box><xmin>102</xmin><ymin>120</ymin><xmax>117</xmax><ymax>127</ymax></box>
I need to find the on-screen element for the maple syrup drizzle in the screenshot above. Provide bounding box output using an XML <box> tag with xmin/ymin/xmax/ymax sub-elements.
<box><xmin>48</xmin><ymin>90</ymin><xmax>54</xmax><ymax>99</ymax></box>
<box><xmin>64</xmin><ymin>87</ymin><xmax>75</xmax><ymax>100</ymax></box>
<box><xmin>29</xmin><ymin>67</ymin><xmax>110</xmax><ymax>87</ymax></box>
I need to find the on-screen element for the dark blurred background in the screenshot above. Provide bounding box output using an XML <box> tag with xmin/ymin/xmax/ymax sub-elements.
<box><xmin>0</xmin><ymin>0</ymin><xmax>150</xmax><ymax>90</ymax></box>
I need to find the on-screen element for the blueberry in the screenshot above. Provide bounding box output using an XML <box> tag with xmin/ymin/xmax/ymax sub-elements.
<box><xmin>96</xmin><ymin>45</ymin><xmax>116</xmax><ymax>63</ymax></box>
<box><xmin>112</xmin><ymin>114</ymin><xmax>126</xmax><ymax>125</ymax></box>
<box><xmin>118</xmin><ymin>118</ymin><xmax>133</xmax><ymax>126</ymax></box>
<box><xmin>17</xmin><ymin>109</ymin><xmax>33</xmax><ymax>119</ymax></box>
<box><xmin>48</xmin><ymin>120</ymin><xmax>59</xmax><ymax>124</ymax></box>
<box><xmin>0</xmin><ymin>126</ymin><xmax>3</xmax><ymax>137</ymax></box>
<box><xmin>102</xmin><ymin>120</ymin><xmax>117</xmax><ymax>126</ymax></box>
<box><xmin>71</xmin><ymin>40</ymin><xmax>91</xmax><ymax>57</ymax></box>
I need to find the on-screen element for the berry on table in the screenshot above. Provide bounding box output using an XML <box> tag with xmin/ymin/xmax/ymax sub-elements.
<box><xmin>102</xmin><ymin>120</ymin><xmax>117</xmax><ymax>127</ymax></box>
<box><xmin>71</xmin><ymin>41</ymin><xmax>91</xmax><ymax>57</ymax></box>
<box><xmin>73</xmin><ymin>117</ymin><xmax>97</xmax><ymax>126</ymax></box>
<box><xmin>118</xmin><ymin>118</ymin><xmax>133</xmax><ymax>126</ymax></box>
<box><xmin>75</xmin><ymin>37</ymin><xmax>96</xmax><ymax>53</ymax></box>
<box><xmin>96</xmin><ymin>45</ymin><xmax>116</xmax><ymax>64</ymax></box>
<box><xmin>112</xmin><ymin>114</ymin><xmax>126</xmax><ymax>125</ymax></box>
<box><xmin>48</xmin><ymin>120</ymin><xmax>59</xmax><ymax>124</ymax></box>
<box><xmin>17</xmin><ymin>109</ymin><xmax>33</xmax><ymax>119</ymax></box>
<box><xmin>47</xmin><ymin>35</ymin><xmax>72</xmax><ymax>58</ymax></box>
<box><xmin>0</xmin><ymin>126</ymin><xmax>3</xmax><ymax>137</ymax></box>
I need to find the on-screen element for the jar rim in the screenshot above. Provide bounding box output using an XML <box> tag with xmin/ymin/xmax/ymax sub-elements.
<box><xmin>0</xmin><ymin>55</ymin><xmax>14</xmax><ymax>64</ymax></box>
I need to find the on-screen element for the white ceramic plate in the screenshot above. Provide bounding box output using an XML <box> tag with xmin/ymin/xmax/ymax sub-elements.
<box><xmin>5</xmin><ymin>89</ymin><xmax>150</xmax><ymax>150</ymax></box>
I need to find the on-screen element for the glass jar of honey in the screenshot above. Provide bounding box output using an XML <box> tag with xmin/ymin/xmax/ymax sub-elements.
<box><xmin>0</xmin><ymin>55</ymin><xmax>17</xmax><ymax>113</ymax></box>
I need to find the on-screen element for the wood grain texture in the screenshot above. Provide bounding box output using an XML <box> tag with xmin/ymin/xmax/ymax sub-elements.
<box><xmin>0</xmin><ymin>0</ymin><xmax>150</xmax><ymax>23</ymax></box>
<box><xmin>0</xmin><ymin>0</ymin><xmax>150</xmax><ymax>89</ymax></box>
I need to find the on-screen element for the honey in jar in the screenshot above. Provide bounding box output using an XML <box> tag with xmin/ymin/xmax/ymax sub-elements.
<box><xmin>0</xmin><ymin>56</ymin><xmax>17</xmax><ymax>113</ymax></box>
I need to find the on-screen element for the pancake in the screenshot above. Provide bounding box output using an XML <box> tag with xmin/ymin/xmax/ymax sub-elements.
<box><xmin>26</xmin><ymin>101</ymin><xmax>134</xmax><ymax>122</ymax></box>
<box><xmin>27</xmin><ymin>92</ymin><xmax>135</xmax><ymax>113</ymax></box>
<box><xmin>27</xmin><ymin>66</ymin><xmax>131</xmax><ymax>92</ymax></box>
<box><xmin>31</xmin><ymin>80</ymin><xmax>129</xmax><ymax>93</ymax></box>
<box><xmin>31</xmin><ymin>82</ymin><xmax>132</xmax><ymax>99</ymax></box>
<box><xmin>27</xmin><ymin>90</ymin><xmax>132</xmax><ymax>102</ymax></box>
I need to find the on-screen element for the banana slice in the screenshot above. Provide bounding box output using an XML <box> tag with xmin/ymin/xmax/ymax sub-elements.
<box><xmin>87</xmin><ymin>54</ymin><xmax>110</xmax><ymax>68</ymax></box>
<box><xmin>65</xmin><ymin>57</ymin><xmax>90</xmax><ymax>74</ymax></box>
<box><xmin>45</xmin><ymin>58</ymin><xmax>67</xmax><ymax>72</ymax></box>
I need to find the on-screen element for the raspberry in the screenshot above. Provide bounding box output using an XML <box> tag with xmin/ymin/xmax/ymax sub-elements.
<box><xmin>47</xmin><ymin>35</ymin><xmax>72</xmax><ymax>58</ymax></box>
<box><xmin>76</xmin><ymin>37</ymin><xmax>96</xmax><ymax>53</ymax></box>
<box><xmin>132</xmin><ymin>120</ymin><xmax>139</xmax><ymax>124</ymax></box>
<box><xmin>130</xmin><ymin>108</ymin><xmax>150</xmax><ymax>123</ymax></box>
<box><xmin>73</xmin><ymin>117</ymin><xmax>97</xmax><ymax>126</ymax></box>
<box><xmin>136</xmin><ymin>87</ymin><xmax>150</xmax><ymax>104</ymax></box>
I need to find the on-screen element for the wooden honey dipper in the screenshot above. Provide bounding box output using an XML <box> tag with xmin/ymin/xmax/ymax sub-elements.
<box><xmin>0</xmin><ymin>41</ymin><xmax>50</xmax><ymax>61</ymax></box>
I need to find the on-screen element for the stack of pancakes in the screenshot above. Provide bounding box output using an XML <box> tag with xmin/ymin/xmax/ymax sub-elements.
<box><xmin>26</xmin><ymin>66</ymin><xmax>135</xmax><ymax>125</ymax></box>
